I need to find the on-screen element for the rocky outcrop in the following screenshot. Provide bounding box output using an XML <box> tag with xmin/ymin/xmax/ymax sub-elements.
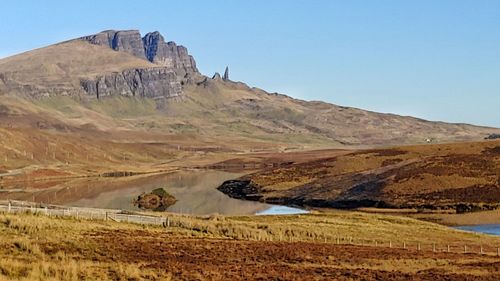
<box><xmin>223</xmin><ymin>66</ymin><xmax>229</xmax><ymax>81</ymax></box>
<box><xmin>212</xmin><ymin>72</ymin><xmax>222</xmax><ymax>80</ymax></box>
<box><xmin>81</xmin><ymin>67</ymin><xmax>182</xmax><ymax>100</ymax></box>
<box><xmin>142</xmin><ymin>31</ymin><xmax>197</xmax><ymax>73</ymax></box>
<box><xmin>134</xmin><ymin>188</ymin><xmax>177</xmax><ymax>212</ymax></box>
<box><xmin>217</xmin><ymin>180</ymin><xmax>264</xmax><ymax>201</ymax></box>
<box><xmin>79</xmin><ymin>30</ymin><xmax>198</xmax><ymax>74</ymax></box>
<box><xmin>80</xmin><ymin>30</ymin><xmax>146</xmax><ymax>59</ymax></box>
<box><xmin>76</xmin><ymin>30</ymin><xmax>201</xmax><ymax>99</ymax></box>
<box><xmin>485</xmin><ymin>134</ymin><xmax>500</xmax><ymax>140</ymax></box>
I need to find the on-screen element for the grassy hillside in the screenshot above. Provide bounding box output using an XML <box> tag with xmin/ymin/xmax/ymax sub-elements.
<box><xmin>0</xmin><ymin>41</ymin><xmax>155</xmax><ymax>91</ymax></box>
<box><xmin>218</xmin><ymin>140</ymin><xmax>500</xmax><ymax>212</ymax></box>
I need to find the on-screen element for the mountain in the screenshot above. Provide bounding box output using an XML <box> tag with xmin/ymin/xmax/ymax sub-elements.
<box><xmin>0</xmin><ymin>29</ymin><xmax>499</xmax><ymax>175</ymax></box>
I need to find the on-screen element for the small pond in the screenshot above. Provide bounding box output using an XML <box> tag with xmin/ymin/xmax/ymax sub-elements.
<box><xmin>0</xmin><ymin>170</ymin><xmax>307</xmax><ymax>216</ymax></box>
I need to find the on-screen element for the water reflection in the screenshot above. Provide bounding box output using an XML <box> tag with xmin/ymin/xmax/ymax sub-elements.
<box><xmin>0</xmin><ymin>170</ymin><xmax>272</xmax><ymax>215</ymax></box>
<box><xmin>69</xmin><ymin>170</ymin><xmax>274</xmax><ymax>215</ymax></box>
<box><xmin>256</xmin><ymin>205</ymin><xmax>308</xmax><ymax>215</ymax></box>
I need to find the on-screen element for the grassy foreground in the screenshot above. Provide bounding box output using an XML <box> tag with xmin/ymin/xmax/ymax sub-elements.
<box><xmin>1</xmin><ymin>210</ymin><xmax>500</xmax><ymax>280</ymax></box>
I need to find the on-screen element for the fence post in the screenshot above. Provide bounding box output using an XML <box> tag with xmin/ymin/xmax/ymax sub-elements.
<box><xmin>433</xmin><ymin>243</ymin><xmax>436</xmax><ymax>252</ymax></box>
<box><xmin>417</xmin><ymin>243</ymin><xmax>421</xmax><ymax>251</ymax></box>
<box><xmin>403</xmin><ymin>242</ymin><xmax>406</xmax><ymax>249</ymax></box>
<box><xmin>464</xmin><ymin>245</ymin><xmax>467</xmax><ymax>254</ymax></box>
<box><xmin>8</xmin><ymin>202</ymin><xmax>11</xmax><ymax>213</ymax></box>
<box><xmin>389</xmin><ymin>241</ymin><xmax>392</xmax><ymax>248</ymax></box>
<box><xmin>105</xmin><ymin>212</ymin><xmax>108</xmax><ymax>221</ymax></box>
<box><xmin>480</xmin><ymin>246</ymin><xmax>483</xmax><ymax>255</ymax></box>
<box><xmin>447</xmin><ymin>245</ymin><xmax>450</xmax><ymax>253</ymax></box>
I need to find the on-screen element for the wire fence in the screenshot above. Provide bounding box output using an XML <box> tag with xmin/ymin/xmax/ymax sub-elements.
<box><xmin>1</xmin><ymin>200</ymin><xmax>499</xmax><ymax>257</ymax></box>
<box><xmin>0</xmin><ymin>200</ymin><xmax>168</xmax><ymax>226</ymax></box>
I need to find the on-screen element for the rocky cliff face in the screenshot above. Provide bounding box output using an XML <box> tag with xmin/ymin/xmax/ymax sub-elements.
<box><xmin>80</xmin><ymin>68</ymin><xmax>182</xmax><ymax>100</ymax></box>
<box><xmin>80</xmin><ymin>30</ymin><xmax>147</xmax><ymax>59</ymax></box>
<box><xmin>79</xmin><ymin>30</ymin><xmax>198</xmax><ymax>74</ymax></box>
<box><xmin>76</xmin><ymin>30</ymin><xmax>199</xmax><ymax>100</ymax></box>
<box><xmin>142</xmin><ymin>31</ymin><xmax>197</xmax><ymax>73</ymax></box>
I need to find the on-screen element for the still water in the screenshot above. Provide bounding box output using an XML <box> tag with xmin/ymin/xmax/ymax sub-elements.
<box><xmin>0</xmin><ymin>170</ymin><xmax>306</xmax><ymax>216</ymax></box>
<box><xmin>455</xmin><ymin>225</ymin><xmax>500</xmax><ymax>236</ymax></box>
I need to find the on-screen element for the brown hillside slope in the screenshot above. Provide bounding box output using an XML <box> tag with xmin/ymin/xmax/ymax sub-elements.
<box><xmin>218</xmin><ymin>140</ymin><xmax>500</xmax><ymax>212</ymax></box>
<box><xmin>0</xmin><ymin>31</ymin><xmax>497</xmax><ymax>150</ymax></box>
<box><xmin>0</xmin><ymin>40</ymin><xmax>156</xmax><ymax>95</ymax></box>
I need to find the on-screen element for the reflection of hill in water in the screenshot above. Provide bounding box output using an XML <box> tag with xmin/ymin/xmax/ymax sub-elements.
<box><xmin>0</xmin><ymin>170</ymin><xmax>270</xmax><ymax>215</ymax></box>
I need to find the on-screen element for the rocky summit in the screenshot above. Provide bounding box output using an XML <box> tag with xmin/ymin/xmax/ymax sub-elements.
<box><xmin>79</xmin><ymin>30</ymin><xmax>198</xmax><ymax>75</ymax></box>
<box><xmin>77</xmin><ymin>30</ymin><xmax>200</xmax><ymax>99</ymax></box>
<box><xmin>0</xmin><ymin>30</ymin><xmax>199</xmax><ymax>100</ymax></box>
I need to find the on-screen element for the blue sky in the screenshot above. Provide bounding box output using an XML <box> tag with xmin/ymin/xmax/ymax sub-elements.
<box><xmin>1</xmin><ymin>0</ymin><xmax>499</xmax><ymax>127</ymax></box>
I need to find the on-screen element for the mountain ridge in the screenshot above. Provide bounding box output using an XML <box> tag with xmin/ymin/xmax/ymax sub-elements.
<box><xmin>0</xmin><ymin>29</ymin><xmax>498</xmax><ymax>152</ymax></box>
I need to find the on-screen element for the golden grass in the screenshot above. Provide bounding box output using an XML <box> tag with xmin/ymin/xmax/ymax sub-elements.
<box><xmin>0</xmin><ymin>209</ymin><xmax>500</xmax><ymax>280</ymax></box>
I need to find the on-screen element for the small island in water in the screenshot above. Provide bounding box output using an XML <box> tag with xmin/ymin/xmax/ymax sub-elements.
<box><xmin>134</xmin><ymin>188</ymin><xmax>177</xmax><ymax>211</ymax></box>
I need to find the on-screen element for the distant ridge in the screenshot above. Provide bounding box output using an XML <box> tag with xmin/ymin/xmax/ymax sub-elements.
<box><xmin>0</xmin><ymin>29</ymin><xmax>498</xmax><ymax>147</ymax></box>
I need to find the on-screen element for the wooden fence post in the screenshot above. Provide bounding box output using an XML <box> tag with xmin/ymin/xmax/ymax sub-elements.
<box><xmin>417</xmin><ymin>243</ymin><xmax>421</xmax><ymax>251</ymax></box>
<box><xmin>433</xmin><ymin>243</ymin><xmax>436</xmax><ymax>252</ymax></box>
<box><xmin>480</xmin><ymin>246</ymin><xmax>483</xmax><ymax>255</ymax></box>
<box><xmin>464</xmin><ymin>245</ymin><xmax>467</xmax><ymax>254</ymax></box>
<box><xmin>8</xmin><ymin>202</ymin><xmax>11</xmax><ymax>213</ymax></box>
<box><xmin>447</xmin><ymin>245</ymin><xmax>450</xmax><ymax>253</ymax></box>
<box><xmin>403</xmin><ymin>242</ymin><xmax>406</xmax><ymax>249</ymax></box>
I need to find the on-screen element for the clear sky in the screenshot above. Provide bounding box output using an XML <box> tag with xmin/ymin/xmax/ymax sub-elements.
<box><xmin>1</xmin><ymin>0</ymin><xmax>499</xmax><ymax>127</ymax></box>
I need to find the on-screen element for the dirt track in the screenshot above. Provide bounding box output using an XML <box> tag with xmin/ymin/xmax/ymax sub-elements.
<box><xmin>75</xmin><ymin>230</ymin><xmax>500</xmax><ymax>281</ymax></box>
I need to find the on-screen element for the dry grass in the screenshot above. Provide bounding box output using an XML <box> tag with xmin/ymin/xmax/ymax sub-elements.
<box><xmin>0</xmin><ymin>209</ymin><xmax>500</xmax><ymax>280</ymax></box>
<box><xmin>234</xmin><ymin>140</ymin><xmax>500</xmax><ymax>210</ymax></box>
